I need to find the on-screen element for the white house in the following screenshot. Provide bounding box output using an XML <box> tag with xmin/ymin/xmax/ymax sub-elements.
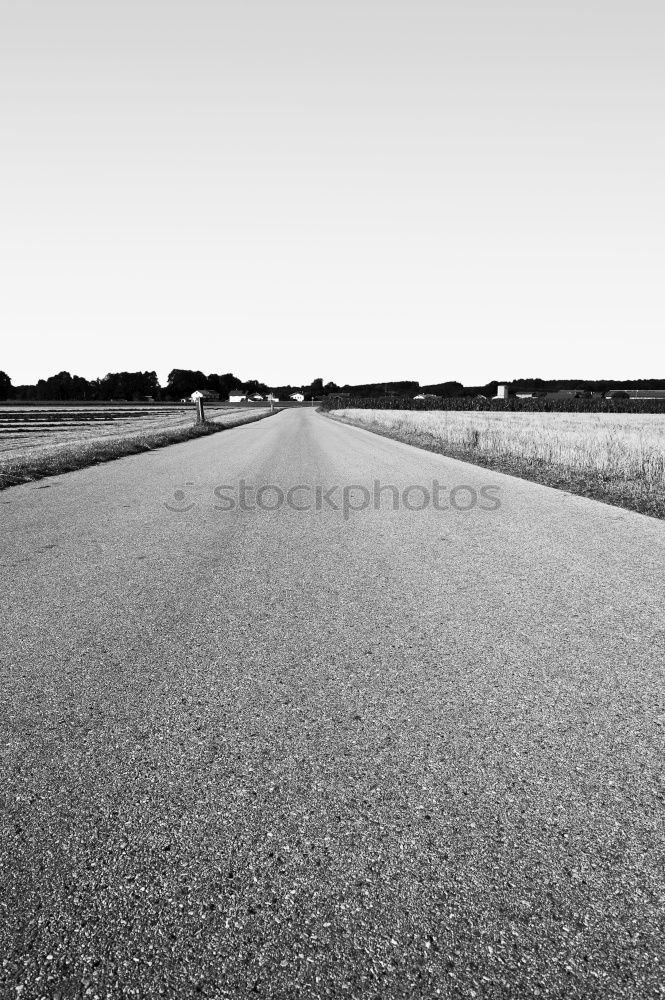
<box><xmin>290</xmin><ymin>392</ymin><xmax>305</xmax><ymax>402</ymax></box>
<box><xmin>228</xmin><ymin>391</ymin><xmax>247</xmax><ymax>402</ymax></box>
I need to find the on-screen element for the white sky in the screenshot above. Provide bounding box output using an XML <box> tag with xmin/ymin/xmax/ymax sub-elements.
<box><xmin>1</xmin><ymin>0</ymin><xmax>663</xmax><ymax>387</ymax></box>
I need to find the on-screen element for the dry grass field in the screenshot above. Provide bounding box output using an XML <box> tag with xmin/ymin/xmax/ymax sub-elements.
<box><xmin>0</xmin><ymin>404</ymin><xmax>274</xmax><ymax>489</ymax></box>
<box><xmin>332</xmin><ymin>408</ymin><xmax>665</xmax><ymax>518</ymax></box>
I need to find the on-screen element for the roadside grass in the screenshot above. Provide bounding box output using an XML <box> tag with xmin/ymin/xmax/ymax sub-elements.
<box><xmin>0</xmin><ymin>408</ymin><xmax>277</xmax><ymax>490</ymax></box>
<box><xmin>327</xmin><ymin>408</ymin><xmax>665</xmax><ymax>519</ymax></box>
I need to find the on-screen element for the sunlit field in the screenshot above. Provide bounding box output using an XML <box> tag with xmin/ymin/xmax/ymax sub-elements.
<box><xmin>0</xmin><ymin>405</ymin><xmax>254</xmax><ymax>461</ymax></box>
<box><xmin>0</xmin><ymin>404</ymin><xmax>273</xmax><ymax>489</ymax></box>
<box><xmin>334</xmin><ymin>408</ymin><xmax>665</xmax><ymax>515</ymax></box>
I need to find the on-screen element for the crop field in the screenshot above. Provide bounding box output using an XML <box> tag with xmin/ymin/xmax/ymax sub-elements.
<box><xmin>332</xmin><ymin>408</ymin><xmax>665</xmax><ymax>517</ymax></box>
<box><xmin>0</xmin><ymin>404</ymin><xmax>248</xmax><ymax>455</ymax></box>
<box><xmin>0</xmin><ymin>404</ymin><xmax>273</xmax><ymax>488</ymax></box>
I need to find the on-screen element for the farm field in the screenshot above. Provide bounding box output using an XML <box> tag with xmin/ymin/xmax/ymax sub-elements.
<box><xmin>0</xmin><ymin>404</ymin><xmax>274</xmax><ymax>489</ymax></box>
<box><xmin>331</xmin><ymin>408</ymin><xmax>665</xmax><ymax>519</ymax></box>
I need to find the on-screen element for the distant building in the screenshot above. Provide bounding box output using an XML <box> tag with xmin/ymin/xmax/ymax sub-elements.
<box><xmin>413</xmin><ymin>393</ymin><xmax>440</xmax><ymax>400</ymax></box>
<box><xmin>608</xmin><ymin>388</ymin><xmax>665</xmax><ymax>400</ymax></box>
<box><xmin>545</xmin><ymin>389</ymin><xmax>585</xmax><ymax>400</ymax></box>
<box><xmin>266</xmin><ymin>393</ymin><xmax>280</xmax><ymax>402</ymax></box>
<box><xmin>248</xmin><ymin>393</ymin><xmax>264</xmax><ymax>401</ymax></box>
<box><xmin>190</xmin><ymin>389</ymin><xmax>220</xmax><ymax>401</ymax></box>
<box><xmin>493</xmin><ymin>385</ymin><xmax>509</xmax><ymax>401</ymax></box>
<box><xmin>228</xmin><ymin>391</ymin><xmax>247</xmax><ymax>402</ymax></box>
<box><xmin>290</xmin><ymin>392</ymin><xmax>305</xmax><ymax>402</ymax></box>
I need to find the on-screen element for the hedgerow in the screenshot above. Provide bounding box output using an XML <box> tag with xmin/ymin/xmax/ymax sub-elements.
<box><xmin>320</xmin><ymin>396</ymin><xmax>665</xmax><ymax>414</ymax></box>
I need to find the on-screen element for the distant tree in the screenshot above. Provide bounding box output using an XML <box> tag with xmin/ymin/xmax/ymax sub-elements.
<box><xmin>272</xmin><ymin>384</ymin><xmax>296</xmax><ymax>398</ymax></box>
<box><xmin>310</xmin><ymin>377</ymin><xmax>324</xmax><ymax>396</ymax></box>
<box><xmin>142</xmin><ymin>371</ymin><xmax>161</xmax><ymax>398</ymax></box>
<box><xmin>243</xmin><ymin>378</ymin><xmax>269</xmax><ymax>395</ymax></box>
<box><xmin>0</xmin><ymin>370</ymin><xmax>12</xmax><ymax>399</ymax></box>
<box><xmin>421</xmin><ymin>381</ymin><xmax>464</xmax><ymax>397</ymax></box>
<box><xmin>217</xmin><ymin>373</ymin><xmax>243</xmax><ymax>396</ymax></box>
<box><xmin>33</xmin><ymin>371</ymin><xmax>92</xmax><ymax>400</ymax></box>
<box><xmin>331</xmin><ymin>381</ymin><xmax>418</xmax><ymax>398</ymax></box>
<box><xmin>96</xmin><ymin>371</ymin><xmax>160</xmax><ymax>400</ymax></box>
<box><xmin>202</xmin><ymin>372</ymin><xmax>247</xmax><ymax>397</ymax></box>
<box><xmin>166</xmin><ymin>369</ymin><xmax>206</xmax><ymax>399</ymax></box>
<box><xmin>12</xmin><ymin>384</ymin><xmax>35</xmax><ymax>400</ymax></box>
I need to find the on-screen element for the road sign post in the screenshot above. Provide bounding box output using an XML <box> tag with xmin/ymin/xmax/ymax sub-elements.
<box><xmin>195</xmin><ymin>398</ymin><xmax>205</xmax><ymax>424</ymax></box>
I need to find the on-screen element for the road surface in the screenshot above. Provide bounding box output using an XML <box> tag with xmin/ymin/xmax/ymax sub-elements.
<box><xmin>1</xmin><ymin>408</ymin><xmax>664</xmax><ymax>999</ymax></box>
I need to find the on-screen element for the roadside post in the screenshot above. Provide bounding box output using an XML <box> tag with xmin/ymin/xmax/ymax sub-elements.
<box><xmin>195</xmin><ymin>397</ymin><xmax>205</xmax><ymax>424</ymax></box>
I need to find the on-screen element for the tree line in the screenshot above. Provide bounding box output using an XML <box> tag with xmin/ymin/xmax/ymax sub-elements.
<box><xmin>1</xmin><ymin>369</ymin><xmax>664</xmax><ymax>402</ymax></box>
<box><xmin>319</xmin><ymin>394</ymin><xmax>665</xmax><ymax>414</ymax></box>
<box><xmin>0</xmin><ymin>370</ymin><xmax>326</xmax><ymax>402</ymax></box>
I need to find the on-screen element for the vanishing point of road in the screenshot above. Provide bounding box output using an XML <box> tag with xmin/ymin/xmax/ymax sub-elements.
<box><xmin>1</xmin><ymin>408</ymin><xmax>664</xmax><ymax>999</ymax></box>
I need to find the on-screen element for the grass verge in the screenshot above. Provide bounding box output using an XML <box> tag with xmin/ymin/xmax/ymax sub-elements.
<box><xmin>0</xmin><ymin>410</ymin><xmax>277</xmax><ymax>491</ymax></box>
<box><xmin>325</xmin><ymin>411</ymin><xmax>665</xmax><ymax>520</ymax></box>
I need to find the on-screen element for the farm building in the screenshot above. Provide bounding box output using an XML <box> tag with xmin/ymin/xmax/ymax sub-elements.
<box><xmin>190</xmin><ymin>389</ymin><xmax>220</xmax><ymax>401</ymax></box>
<box><xmin>607</xmin><ymin>389</ymin><xmax>665</xmax><ymax>400</ymax></box>
<box><xmin>248</xmin><ymin>393</ymin><xmax>264</xmax><ymax>401</ymax></box>
<box><xmin>229</xmin><ymin>391</ymin><xmax>247</xmax><ymax>402</ymax></box>
<box><xmin>514</xmin><ymin>389</ymin><xmax>590</xmax><ymax>401</ymax></box>
<box><xmin>290</xmin><ymin>392</ymin><xmax>305</xmax><ymax>402</ymax></box>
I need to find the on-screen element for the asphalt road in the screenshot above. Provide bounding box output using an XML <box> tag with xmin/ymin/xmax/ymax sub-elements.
<box><xmin>1</xmin><ymin>408</ymin><xmax>664</xmax><ymax>999</ymax></box>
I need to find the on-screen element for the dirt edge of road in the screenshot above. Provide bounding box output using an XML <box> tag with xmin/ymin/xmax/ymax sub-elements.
<box><xmin>0</xmin><ymin>409</ymin><xmax>280</xmax><ymax>491</ymax></box>
<box><xmin>323</xmin><ymin>410</ymin><xmax>665</xmax><ymax>521</ymax></box>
